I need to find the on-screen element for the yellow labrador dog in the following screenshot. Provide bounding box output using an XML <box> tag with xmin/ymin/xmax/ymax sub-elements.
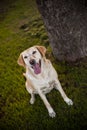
<box><xmin>17</xmin><ymin>46</ymin><xmax>73</xmax><ymax>118</ymax></box>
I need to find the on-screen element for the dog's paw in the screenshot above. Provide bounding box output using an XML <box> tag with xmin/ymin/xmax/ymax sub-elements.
<box><xmin>49</xmin><ymin>111</ymin><xmax>56</xmax><ymax>118</ymax></box>
<box><xmin>30</xmin><ymin>98</ymin><xmax>35</xmax><ymax>104</ymax></box>
<box><xmin>64</xmin><ymin>98</ymin><xmax>73</xmax><ymax>106</ymax></box>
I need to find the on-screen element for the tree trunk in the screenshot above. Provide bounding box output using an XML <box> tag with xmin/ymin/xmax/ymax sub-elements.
<box><xmin>36</xmin><ymin>0</ymin><xmax>87</xmax><ymax>62</ymax></box>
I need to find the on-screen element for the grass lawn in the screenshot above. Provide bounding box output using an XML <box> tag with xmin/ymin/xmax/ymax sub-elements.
<box><xmin>0</xmin><ymin>0</ymin><xmax>87</xmax><ymax>130</ymax></box>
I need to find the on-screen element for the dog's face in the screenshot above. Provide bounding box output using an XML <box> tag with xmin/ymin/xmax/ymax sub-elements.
<box><xmin>17</xmin><ymin>46</ymin><xmax>46</xmax><ymax>75</ymax></box>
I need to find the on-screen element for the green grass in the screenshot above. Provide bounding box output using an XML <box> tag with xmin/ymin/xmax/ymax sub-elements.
<box><xmin>0</xmin><ymin>0</ymin><xmax>87</xmax><ymax>130</ymax></box>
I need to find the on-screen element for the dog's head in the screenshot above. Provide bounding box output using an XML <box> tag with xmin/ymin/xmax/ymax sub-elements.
<box><xmin>17</xmin><ymin>46</ymin><xmax>46</xmax><ymax>75</ymax></box>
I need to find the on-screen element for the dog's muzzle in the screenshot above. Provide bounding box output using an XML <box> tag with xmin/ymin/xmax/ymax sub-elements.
<box><xmin>29</xmin><ymin>59</ymin><xmax>41</xmax><ymax>74</ymax></box>
<box><xmin>29</xmin><ymin>59</ymin><xmax>36</xmax><ymax>66</ymax></box>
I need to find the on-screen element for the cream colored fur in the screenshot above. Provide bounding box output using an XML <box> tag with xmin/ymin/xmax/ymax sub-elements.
<box><xmin>17</xmin><ymin>46</ymin><xmax>73</xmax><ymax>118</ymax></box>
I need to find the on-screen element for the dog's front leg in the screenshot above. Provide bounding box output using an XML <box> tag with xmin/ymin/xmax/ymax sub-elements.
<box><xmin>38</xmin><ymin>89</ymin><xmax>56</xmax><ymax>118</ymax></box>
<box><xmin>30</xmin><ymin>93</ymin><xmax>35</xmax><ymax>104</ymax></box>
<box><xmin>25</xmin><ymin>83</ymin><xmax>35</xmax><ymax>104</ymax></box>
<box><xmin>55</xmin><ymin>79</ymin><xmax>73</xmax><ymax>105</ymax></box>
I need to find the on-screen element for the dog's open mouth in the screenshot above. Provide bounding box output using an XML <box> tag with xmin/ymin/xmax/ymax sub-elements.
<box><xmin>31</xmin><ymin>60</ymin><xmax>41</xmax><ymax>74</ymax></box>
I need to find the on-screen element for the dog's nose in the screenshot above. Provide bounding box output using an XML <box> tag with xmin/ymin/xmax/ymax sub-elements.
<box><xmin>29</xmin><ymin>59</ymin><xmax>36</xmax><ymax>65</ymax></box>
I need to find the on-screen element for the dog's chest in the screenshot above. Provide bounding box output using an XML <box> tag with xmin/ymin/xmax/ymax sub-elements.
<box><xmin>40</xmin><ymin>80</ymin><xmax>56</xmax><ymax>94</ymax></box>
<box><xmin>26</xmin><ymin>64</ymin><xmax>57</xmax><ymax>94</ymax></box>
<box><xmin>32</xmin><ymin>77</ymin><xmax>56</xmax><ymax>94</ymax></box>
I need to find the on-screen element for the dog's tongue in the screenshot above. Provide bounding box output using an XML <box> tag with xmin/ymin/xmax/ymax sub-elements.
<box><xmin>33</xmin><ymin>63</ymin><xmax>41</xmax><ymax>74</ymax></box>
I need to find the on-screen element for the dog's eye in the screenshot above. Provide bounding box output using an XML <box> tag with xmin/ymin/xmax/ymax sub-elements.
<box><xmin>32</xmin><ymin>51</ymin><xmax>36</xmax><ymax>54</ymax></box>
<box><xmin>24</xmin><ymin>56</ymin><xmax>28</xmax><ymax>59</ymax></box>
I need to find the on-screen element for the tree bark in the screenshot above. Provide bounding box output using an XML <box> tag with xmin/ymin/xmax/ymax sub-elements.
<box><xmin>36</xmin><ymin>0</ymin><xmax>87</xmax><ymax>62</ymax></box>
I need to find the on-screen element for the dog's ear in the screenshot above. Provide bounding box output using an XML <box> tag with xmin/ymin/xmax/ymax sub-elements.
<box><xmin>17</xmin><ymin>54</ymin><xmax>25</xmax><ymax>67</ymax></box>
<box><xmin>36</xmin><ymin>46</ymin><xmax>46</xmax><ymax>57</ymax></box>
